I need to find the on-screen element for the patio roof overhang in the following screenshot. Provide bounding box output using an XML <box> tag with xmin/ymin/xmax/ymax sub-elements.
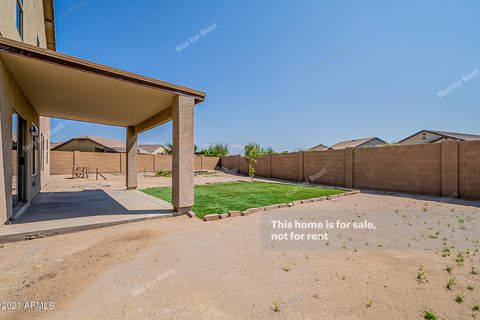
<box><xmin>0</xmin><ymin>37</ymin><xmax>205</xmax><ymax>133</ymax></box>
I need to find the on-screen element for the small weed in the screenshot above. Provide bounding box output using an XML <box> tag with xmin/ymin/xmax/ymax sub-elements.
<box><xmin>312</xmin><ymin>294</ymin><xmax>319</xmax><ymax>299</ymax></box>
<box><xmin>442</xmin><ymin>247</ymin><xmax>451</xmax><ymax>257</ymax></box>
<box><xmin>473</xmin><ymin>305</ymin><xmax>480</xmax><ymax>311</ymax></box>
<box><xmin>447</xmin><ymin>278</ymin><xmax>457</xmax><ymax>290</ymax></box>
<box><xmin>446</xmin><ymin>265</ymin><xmax>452</xmax><ymax>274</ymax></box>
<box><xmin>472</xmin><ymin>267</ymin><xmax>479</xmax><ymax>275</ymax></box>
<box><xmin>281</xmin><ymin>266</ymin><xmax>290</xmax><ymax>272</ymax></box>
<box><xmin>455</xmin><ymin>252</ymin><xmax>464</xmax><ymax>266</ymax></box>
<box><xmin>467</xmin><ymin>285</ymin><xmax>474</xmax><ymax>291</ymax></box>
<box><xmin>454</xmin><ymin>294</ymin><xmax>464</xmax><ymax>303</ymax></box>
<box><xmin>272</xmin><ymin>300</ymin><xmax>281</xmax><ymax>313</ymax></box>
<box><xmin>422</xmin><ymin>311</ymin><xmax>438</xmax><ymax>320</ymax></box>
<box><xmin>366</xmin><ymin>298</ymin><xmax>373</xmax><ymax>308</ymax></box>
<box><xmin>155</xmin><ymin>170</ymin><xmax>172</xmax><ymax>177</ymax></box>
<box><xmin>417</xmin><ymin>268</ymin><xmax>427</xmax><ymax>284</ymax></box>
<box><xmin>423</xmin><ymin>207</ymin><xmax>428</xmax><ymax>212</ymax></box>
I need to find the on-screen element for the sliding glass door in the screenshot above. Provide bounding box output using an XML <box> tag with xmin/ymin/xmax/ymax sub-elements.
<box><xmin>12</xmin><ymin>111</ymin><xmax>26</xmax><ymax>211</ymax></box>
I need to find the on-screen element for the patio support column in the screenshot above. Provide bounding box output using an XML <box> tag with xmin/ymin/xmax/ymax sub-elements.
<box><xmin>126</xmin><ymin>126</ymin><xmax>138</xmax><ymax>190</ymax></box>
<box><xmin>172</xmin><ymin>95</ymin><xmax>195</xmax><ymax>215</ymax></box>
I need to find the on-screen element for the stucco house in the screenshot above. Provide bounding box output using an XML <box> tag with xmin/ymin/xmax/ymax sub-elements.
<box><xmin>138</xmin><ymin>144</ymin><xmax>166</xmax><ymax>155</ymax></box>
<box><xmin>52</xmin><ymin>136</ymin><xmax>151</xmax><ymax>154</ymax></box>
<box><xmin>307</xmin><ymin>143</ymin><xmax>329</xmax><ymax>151</ymax></box>
<box><xmin>398</xmin><ymin>130</ymin><xmax>480</xmax><ymax>145</ymax></box>
<box><xmin>330</xmin><ymin>137</ymin><xmax>387</xmax><ymax>150</ymax></box>
<box><xmin>0</xmin><ymin>0</ymin><xmax>205</xmax><ymax>225</ymax></box>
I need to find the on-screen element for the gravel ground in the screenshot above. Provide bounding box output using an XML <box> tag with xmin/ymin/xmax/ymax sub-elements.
<box><xmin>0</xmin><ymin>192</ymin><xmax>479</xmax><ymax>320</ymax></box>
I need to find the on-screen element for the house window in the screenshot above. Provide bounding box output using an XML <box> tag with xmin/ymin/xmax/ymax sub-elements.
<box><xmin>16</xmin><ymin>0</ymin><xmax>24</xmax><ymax>40</ymax></box>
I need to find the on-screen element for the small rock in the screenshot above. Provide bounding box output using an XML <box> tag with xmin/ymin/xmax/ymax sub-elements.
<box><xmin>203</xmin><ymin>214</ymin><xmax>219</xmax><ymax>221</ymax></box>
<box><xmin>218</xmin><ymin>213</ymin><xmax>229</xmax><ymax>219</ymax></box>
<box><xmin>229</xmin><ymin>211</ymin><xmax>242</xmax><ymax>217</ymax></box>
<box><xmin>187</xmin><ymin>211</ymin><xmax>197</xmax><ymax>218</ymax></box>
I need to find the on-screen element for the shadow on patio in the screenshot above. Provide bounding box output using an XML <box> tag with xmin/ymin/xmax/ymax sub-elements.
<box><xmin>16</xmin><ymin>190</ymin><xmax>173</xmax><ymax>223</ymax></box>
<box><xmin>0</xmin><ymin>189</ymin><xmax>174</xmax><ymax>243</ymax></box>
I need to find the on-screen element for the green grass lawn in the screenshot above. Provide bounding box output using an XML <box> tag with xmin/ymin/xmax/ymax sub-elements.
<box><xmin>141</xmin><ymin>182</ymin><xmax>347</xmax><ymax>218</ymax></box>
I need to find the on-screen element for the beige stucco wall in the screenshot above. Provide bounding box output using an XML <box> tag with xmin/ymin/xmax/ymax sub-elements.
<box><xmin>0</xmin><ymin>57</ymin><xmax>42</xmax><ymax>223</ymax></box>
<box><xmin>0</xmin><ymin>1</ymin><xmax>52</xmax><ymax>224</ymax></box>
<box><xmin>53</xmin><ymin>139</ymin><xmax>112</xmax><ymax>153</ymax></box>
<box><xmin>0</xmin><ymin>0</ymin><xmax>47</xmax><ymax>48</ymax></box>
<box><xmin>398</xmin><ymin>131</ymin><xmax>443</xmax><ymax>145</ymax></box>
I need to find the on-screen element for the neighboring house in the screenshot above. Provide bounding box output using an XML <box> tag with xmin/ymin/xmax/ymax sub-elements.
<box><xmin>0</xmin><ymin>0</ymin><xmax>205</xmax><ymax>225</ymax></box>
<box><xmin>307</xmin><ymin>143</ymin><xmax>329</xmax><ymax>151</ymax></box>
<box><xmin>52</xmin><ymin>136</ymin><xmax>150</xmax><ymax>154</ymax></box>
<box><xmin>330</xmin><ymin>137</ymin><xmax>387</xmax><ymax>150</ymax></box>
<box><xmin>398</xmin><ymin>130</ymin><xmax>480</xmax><ymax>145</ymax></box>
<box><xmin>139</xmin><ymin>144</ymin><xmax>166</xmax><ymax>154</ymax></box>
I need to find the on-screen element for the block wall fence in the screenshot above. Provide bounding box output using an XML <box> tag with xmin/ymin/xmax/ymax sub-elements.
<box><xmin>221</xmin><ymin>140</ymin><xmax>480</xmax><ymax>200</ymax></box>
<box><xmin>50</xmin><ymin>151</ymin><xmax>220</xmax><ymax>175</ymax></box>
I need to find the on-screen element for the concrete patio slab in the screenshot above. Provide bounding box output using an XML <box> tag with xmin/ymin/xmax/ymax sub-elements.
<box><xmin>0</xmin><ymin>190</ymin><xmax>173</xmax><ymax>243</ymax></box>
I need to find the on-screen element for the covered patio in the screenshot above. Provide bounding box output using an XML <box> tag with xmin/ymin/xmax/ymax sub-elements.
<box><xmin>0</xmin><ymin>188</ymin><xmax>174</xmax><ymax>243</ymax></box>
<box><xmin>0</xmin><ymin>37</ymin><xmax>205</xmax><ymax>230</ymax></box>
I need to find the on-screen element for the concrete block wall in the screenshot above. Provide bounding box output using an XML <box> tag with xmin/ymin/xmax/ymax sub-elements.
<box><xmin>139</xmin><ymin>154</ymin><xmax>155</xmax><ymax>173</ymax></box>
<box><xmin>50</xmin><ymin>151</ymin><xmax>219</xmax><ymax>175</ymax></box>
<box><xmin>271</xmin><ymin>153</ymin><xmax>300</xmax><ymax>181</ymax></box>
<box><xmin>239</xmin><ymin>157</ymin><xmax>249</xmax><ymax>175</ymax></box>
<box><xmin>155</xmin><ymin>154</ymin><xmax>172</xmax><ymax>172</ymax></box>
<box><xmin>303</xmin><ymin>149</ymin><xmax>346</xmax><ymax>186</ymax></box>
<box><xmin>220</xmin><ymin>140</ymin><xmax>480</xmax><ymax>200</ymax></box>
<box><xmin>201</xmin><ymin>156</ymin><xmax>221</xmax><ymax>170</ymax></box>
<box><xmin>354</xmin><ymin>144</ymin><xmax>442</xmax><ymax>195</ymax></box>
<box><xmin>459</xmin><ymin>140</ymin><xmax>480</xmax><ymax>200</ymax></box>
<box><xmin>75</xmin><ymin>152</ymin><xmax>122</xmax><ymax>173</ymax></box>
<box><xmin>254</xmin><ymin>155</ymin><xmax>271</xmax><ymax>177</ymax></box>
<box><xmin>50</xmin><ymin>151</ymin><xmax>74</xmax><ymax>174</ymax></box>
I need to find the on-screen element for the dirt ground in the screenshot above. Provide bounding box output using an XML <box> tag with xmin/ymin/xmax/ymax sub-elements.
<box><xmin>0</xmin><ymin>192</ymin><xmax>479</xmax><ymax>320</ymax></box>
<box><xmin>43</xmin><ymin>171</ymin><xmax>252</xmax><ymax>193</ymax></box>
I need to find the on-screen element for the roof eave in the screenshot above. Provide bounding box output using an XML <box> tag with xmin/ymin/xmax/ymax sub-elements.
<box><xmin>0</xmin><ymin>37</ymin><xmax>206</xmax><ymax>103</ymax></box>
<box><xmin>43</xmin><ymin>0</ymin><xmax>56</xmax><ymax>51</ymax></box>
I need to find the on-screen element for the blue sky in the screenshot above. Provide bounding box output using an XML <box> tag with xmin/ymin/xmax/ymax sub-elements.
<box><xmin>51</xmin><ymin>0</ymin><xmax>480</xmax><ymax>154</ymax></box>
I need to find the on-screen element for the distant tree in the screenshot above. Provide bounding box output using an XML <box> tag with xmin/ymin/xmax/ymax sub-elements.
<box><xmin>261</xmin><ymin>146</ymin><xmax>277</xmax><ymax>154</ymax></box>
<box><xmin>244</xmin><ymin>143</ymin><xmax>262</xmax><ymax>181</ymax></box>
<box><xmin>194</xmin><ymin>144</ymin><xmax>199</xmax><ymax>153</ymax></box>
<box><xmin>164</xmin><ymin>143</ymin><xmax>173</xmax><ymax>155</ymax></box>
<box><xmin>203</xmin><ymin>143</ymin><xmax>229</xmax><ymax>157</ymax></box>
